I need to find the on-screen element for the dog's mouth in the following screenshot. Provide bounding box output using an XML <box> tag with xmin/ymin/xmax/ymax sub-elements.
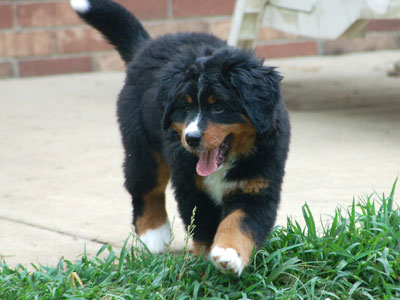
<box><xmin>196</xmin><ymin>134</ymin><xmax>232</xmax><ymax>177</ymax></box>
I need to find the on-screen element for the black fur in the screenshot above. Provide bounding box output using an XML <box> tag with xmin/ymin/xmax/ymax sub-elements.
<box><xmin>74</xmin><ymin>0</ymin><xmax>149</xmax><ymax>63</ymax></box>
<box><xmin>74</xmin><ymin>0</ymin><xmax>290</xmax><ymax>269</ymax></box>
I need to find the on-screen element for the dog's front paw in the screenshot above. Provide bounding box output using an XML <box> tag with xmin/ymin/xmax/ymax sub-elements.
<box><xmin>209</xmin><ymin>245</ymin><xmax>244</xmax><ymax>275</ymax></box>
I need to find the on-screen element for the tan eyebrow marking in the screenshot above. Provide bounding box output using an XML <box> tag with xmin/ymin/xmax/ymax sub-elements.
<box><xmin>208</xmin><ymin>95</ymin><xmax>217</xmax><ymax>105</ymax></box>
<box><xmin>184</xmin><ymin>95</ymin><xmax>193</xmax><ymax>104</ymax></box>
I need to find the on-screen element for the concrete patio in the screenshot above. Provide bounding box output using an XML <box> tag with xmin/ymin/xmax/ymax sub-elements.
<box><xmin>1</xmin><ymin>50</ymin><xmax>399</xmax><ymax>269</ymax></box>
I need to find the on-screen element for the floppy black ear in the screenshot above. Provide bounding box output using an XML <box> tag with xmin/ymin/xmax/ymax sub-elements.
<box><xmin>229</xmin><ymin>64</ymin><xmax>283</xmax><ymax>134</ymax></box>
<box><xmin>162</xmin><ymin>99</ymin><xmax>174</xmax><ymax>130</ymax></box>
<box><xmin>157</xmin><ymin>83</ymin><xmax>174</xmax><ymax>130</ymax></box>
<box><xmin>159</xmin><ymin>58</ymin><xmax>196</xmax><ymax>131</ymax></box>
<box><xmin>209</xmin><ymin>47</ymin><xmax>282</xmax><ymax>133</ymax></box>
<box><xmin>157</xmin><ymin>68</ymin><xmax>181</xmax><ymax>131</ymax></box>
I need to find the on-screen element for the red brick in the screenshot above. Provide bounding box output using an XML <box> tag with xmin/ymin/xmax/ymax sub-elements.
<box><xmin>144</xmin><ymin>20</ymin><xmax>208</xmax><ymax>38</ymax></box>
<box><xmin>366</xmin><ymin>19</ymin><xmax>400</xmax><ymax>32</ymax></box>
<box><xmin>96</xmin><ymin>52</ymin><xmax>124</xmax><ymax>71</ymax></box>
<box><xmin>56</xmin><ymin>27</ymin><xmax>112</xmax><ymax>53</ymax></box>
<box><xmin>258</xmin><ymin>27</ymin><xmax>299</xmax><ymax>41</ymax></box>
<box><xmin>0</xmin><ymin>61</ymin><xmax>14</xmax><ymax>78</ymax></box>
<box><xmin>323</xmin><ymin>34</ymin><xmax>397</xmax><ymax>55</ymax></box>
<box><xmin>173</xmin><ymin>0</ymin><xmax>235</xmax><ymax>18</ymax></box>
<box><xmin>115</xmin><ymin>0</ymin><xmax>167</xmax><ymax>20</ymax></box>
<box><xmin>209</xmin><ymin>19</ymin><xmax>232</xmax><ymax>40</ymax></box>
<box><xmin>0</xmin><ymin>31</ymin><xmax>53</xmax><ymax>57</ymax></box>
<box><xmin>17</xmin><ymin>2</ymin><xmax>82</xmax><ymax>27</ymax></box>
<box><xmin>0</xmin><ymin>4</ymin><xmax>13</xmax><ymax>29</ymax></box>
<box><xmin>19</xmin><ymin>56</ymin><xmax>93</xmax><ymax>77</ymax></box>
<box><xmin>256</xmin><ymin>40</ymin><xmax>319</xmax><ymax>58</ymax></box>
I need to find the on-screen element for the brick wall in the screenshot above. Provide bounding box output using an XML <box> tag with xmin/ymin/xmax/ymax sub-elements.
<box><xmin>1</xmin><ymin>0</ymin><xmax>400</xmax><ymax>79</ymax></box>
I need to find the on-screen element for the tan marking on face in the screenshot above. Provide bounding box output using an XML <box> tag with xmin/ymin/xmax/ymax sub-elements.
<box><xmin>135</xmin><ymin>153</ymin><xmax>170</xmax><ymax>235</ymax></box>
<box><xmin>225</xmin><ymin>178</ymin><xmax>269</xmax><ymax>196</ymax></box>
<box><xmin>202</xmin><ymin>123</ymin><xmax>227</xmax><ymax>150</ymax></box>
<box><xmin>208</xmin><ymin>95</ymin><xmax>217</xmax><ymax>105</ymax></box>
<box><xmin>229</xmin><ymin>115</ymin><xmax>256</xmax><ymax>155</ymax></box>
<box><xmin>211</xmin><ymin>210</ymin><xmax>254</xmax><ymax>267</ymax></box>
<box><xmin>192</xmin><ymin>239</ymin><xmax>212</xmax><ymax>257</ymax></box>
<box><xmin>171</xmin><ymin>121</ymin><xmax>184</xmax><ymax>135</ymax></box>
<box><xmin>184</xmin><ymin>95</ymin><xmax>193</xmax><ymax>104</ymax></box>
<box><xmin>202</xmin><ymin>116</ymin><xmax>256</xmax><ymax>155</ymax></box>
<box><xmin>180</xmin><ymin>121</ymin><xmax>189</xmax><ymax>148</ymax></box>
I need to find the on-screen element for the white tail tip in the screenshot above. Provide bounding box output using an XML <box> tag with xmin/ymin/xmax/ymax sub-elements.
<box><xmin>70</xmin><ymin>0</ymin><xmax>91</xmax><ymax>14</ymax></box>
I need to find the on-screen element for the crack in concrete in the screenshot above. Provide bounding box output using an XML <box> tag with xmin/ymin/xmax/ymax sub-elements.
<box><xmin>0</xmin><ymin>214</ymin><xmax>115</xmax><ymax>247</ymax></box>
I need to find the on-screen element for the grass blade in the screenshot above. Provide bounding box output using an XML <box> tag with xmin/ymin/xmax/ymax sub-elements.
<box><xmin>302</xmin><ymin>203</ymin><xmax>317</xmax><ymax>239</ymax></box>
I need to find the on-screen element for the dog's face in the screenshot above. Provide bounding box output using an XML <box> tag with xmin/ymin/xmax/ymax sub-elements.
<box><xmin>169</xmin><ymin>83</ymin><xmax>256</xmax><ymax>177</ymax></box>
<box><xmin>160</xmin><ymin>47</ymin><xmax>282</xmax><ymax>176</ymax></box>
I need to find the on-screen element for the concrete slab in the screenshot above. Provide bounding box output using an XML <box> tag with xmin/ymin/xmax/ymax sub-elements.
<box><xmin>272</xmin><ymin>50</ymin><xmax>400</xmax><ymax>110</ymax></box>
<box><xmin>0</xmin><ymin>73</ymin><xmax>187</xmax><ymax>269</ymax></box>
<box><xmin>0</xmin><ymin>218</ymin><xmax>105</xmax><ymax>268</ymax></box>
<box><xmin>1</xmin><ymin>50</ymin><xmax>399</xmax><ymax>269</ymax></box>
<box><xmin>279</xmin><ymin>106</ymin><xmax>400</xmax><ymax>227</ymax></box>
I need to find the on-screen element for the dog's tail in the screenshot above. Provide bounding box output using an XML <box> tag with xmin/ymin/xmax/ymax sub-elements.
<box><xmin>70</xmin><ymin>0</ymin><xmax>150</xmax><ymax>63</ymax></box>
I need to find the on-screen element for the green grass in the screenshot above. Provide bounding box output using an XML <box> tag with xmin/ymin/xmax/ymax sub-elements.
<box><xmin>1</xmin><ymin>180</ymin><xmax>399</xmax><ymax>300</ymax></box>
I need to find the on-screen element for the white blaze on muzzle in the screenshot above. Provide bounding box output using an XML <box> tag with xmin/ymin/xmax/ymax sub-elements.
<box><xmin>185</xmin><ymin>115</ymin><xmax>200</xmax><ymax>136</ymax></box>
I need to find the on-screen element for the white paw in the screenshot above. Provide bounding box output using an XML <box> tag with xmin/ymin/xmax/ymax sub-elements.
<box><xmin>209</xmin><ymin>246</ymin><xmax>243</xmax><ymax>275</ymax></box>
<box><xmin>70</xmin><ymin>0</ymin><xmax>91</xmax><ymax>14</ymax></box>
<box><xmin>139</xmin><ymin>221</ymin><xmax>171</xmax><ymax>254</ymax></box>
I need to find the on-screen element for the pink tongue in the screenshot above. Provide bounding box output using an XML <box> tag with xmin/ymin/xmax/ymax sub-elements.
<box><xmin>196</xmin><ymin>148</ymin><xmax>219</xmax><ymax>177</ymax></box>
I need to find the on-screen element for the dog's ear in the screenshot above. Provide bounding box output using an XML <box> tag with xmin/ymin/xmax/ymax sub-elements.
<box><xmin>162</xmin><ymin>100</ymin><xmax>174</xmax><ymax>130</ymax></box>
<box><xmin>159</xmin><ymin>59</ymin><xmax>197</xmax><ymax>131</ymax></box>
<box><xmin>158</xmin><ymin>69</ymin><xmax>182</xmax><ymax>131</ymax></box>
<box><xmin>229</xmin><ymin>64</ymin><xmax>282</xmax><ymax>134</ymax></box>
<box><xmin>158</xmin><ymin>84</ymin><xmax>174</xmax><ymax>130</ymax></box>
<box><xmin>217</xmin><ymin>49</ymin><xmax>283</xmax><ymax>134</ymax></box>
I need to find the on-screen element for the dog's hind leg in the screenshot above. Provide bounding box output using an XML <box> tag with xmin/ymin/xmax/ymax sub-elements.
<box><xmin>124</xmin><ymin>151</ymin><xmax>171</xmax><ymax>253</ymax></box>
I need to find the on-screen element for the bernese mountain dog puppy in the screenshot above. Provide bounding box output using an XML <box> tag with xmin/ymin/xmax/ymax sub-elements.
<box><xmin>71</xmin><ymin>0</ymin><xmax>290</xmax><ymax>275</ymax></box>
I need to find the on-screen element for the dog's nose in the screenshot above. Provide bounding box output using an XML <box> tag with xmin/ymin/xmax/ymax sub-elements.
<box><xmin>185</xmin><ymin>132</ymin><xmax>202</xmax><ymax>148</ymax></box>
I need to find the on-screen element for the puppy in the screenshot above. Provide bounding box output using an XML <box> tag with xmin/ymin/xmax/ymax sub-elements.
<box><xmin>71</xmin><ymin>0</ymin><xmax>290</xmax><ymax>275</ymax></box>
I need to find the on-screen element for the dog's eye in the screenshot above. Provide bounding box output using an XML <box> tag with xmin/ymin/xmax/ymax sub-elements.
<box><xmin>211</xmin><ymin>102</ymin><xmax>224</xmax><ymax>113</ymax></box>
<box><xmin>184</xmin><ymin>103</ymin><xmax>191</xmax><ymax>112</ymax></box>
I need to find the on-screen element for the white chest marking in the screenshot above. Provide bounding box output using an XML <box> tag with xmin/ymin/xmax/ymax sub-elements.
<box><xmin>203</xmin><ymin>163</ymin><xmax>236</xmax><ymax>206</ymax></box>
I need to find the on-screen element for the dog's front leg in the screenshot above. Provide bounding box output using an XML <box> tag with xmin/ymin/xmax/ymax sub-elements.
<box><xmin>209</xmin><ymin>209</ymin><xmax>254</xmax><ymax>275</ymax></box>
<box><xmin>209</xmin><ymin>192</ymin><xmax>278</xmax><ymax>275</ymax></box>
